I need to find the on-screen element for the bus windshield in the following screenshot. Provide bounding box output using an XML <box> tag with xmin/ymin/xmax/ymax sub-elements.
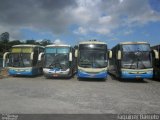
<box><xmin>122</xmin><ymin>44</ymin><xmax>152</xmax><ymax>69</ymax></box>
<box><xmin>79</xmin><ymin>50</ymin><xmax>107</xmax><ymax>68</ymax></box>
<box><xmin>8</xmin><ymin>53</ymin><xmax>31</xmax><ymax>67</ymax></box>
<box><xmin>122</xmin><ymin>44</ymin><xmax>150</xmax><ymax>52</ymax></box>
<box><xmin>45</xmin><ymin>47</ymin><xmax>69</xmax><ymax>70</ymax></box>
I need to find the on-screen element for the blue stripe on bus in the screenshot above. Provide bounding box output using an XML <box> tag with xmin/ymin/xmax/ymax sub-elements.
<box><xmin>77</xmin><ymin>71</ymin><xmax>107</xmax><ymax>79</ymax></box>
<box><xmin>121</xmin><ymin>72</ymin><xmax>153</xmax><ymax>79</ymax></box>
<box><xmin>8</xmin><ymin>68</ymin><xmax>40</xmax><ymax>76</ymax></box>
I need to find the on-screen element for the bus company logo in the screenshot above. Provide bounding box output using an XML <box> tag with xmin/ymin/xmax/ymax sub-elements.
<box><xmin>1</xmin><ymin>114</ymin><xmax>18</xmax><ymax>120</ymax></box>
<box><xmin>135</xmin><ymin>52</ymin><xmax>141</xmax><ymax>56</ymax></box>
<box><xmin>117</xmin><ymin>114</ymin><xmax>160</xmax><ymax>120</ymax></box>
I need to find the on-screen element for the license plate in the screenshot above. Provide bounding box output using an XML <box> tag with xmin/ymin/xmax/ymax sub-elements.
<box><xmin>53</xmin><ymin>74</ymin><xmax>58</xmax><ymax>77</ymax></box>
<box><xmin>90</xmin><ymin>74</ymin><xmax>95</xmax><ymax>77</ymax></box>
<box><xmin>136</xmin><ymin>76</ymin><xmax>141</xmax><ymax>78</ymax></box>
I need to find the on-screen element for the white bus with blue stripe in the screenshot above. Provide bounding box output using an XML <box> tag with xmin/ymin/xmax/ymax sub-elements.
<box><xmin>108</xmin><ymin>42</ymin><xmax>157</xmax><ymax>79</ymax></box>
<box><xmin>43</xmin><ymin>44</ymin><xmax>76</xmax><ymax>78</ymax></box>
<box><xmin>75</xmin><ymin>40</ymin><xmax>108</xmax><ymax>79</ymax></box>
<box><xmin>3</xmin><ymin>44</ymin><xmax>44</xmax><ymax>76</ymax></box>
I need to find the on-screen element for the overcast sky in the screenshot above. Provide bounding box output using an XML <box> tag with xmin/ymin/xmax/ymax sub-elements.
<box><xmin>0</xmin><ymin>0</ymin><xmax>160</xmax><ymax>48</ymax></box>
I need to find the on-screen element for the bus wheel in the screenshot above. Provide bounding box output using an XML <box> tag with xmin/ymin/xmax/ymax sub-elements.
<box><xmin>102</xmin><ymin>78</ymin><xmax>107</xmax><ymax>81</ymax></box>
<box><xmin>44</xmin><ymin>75</ymin><xmax>50</xmax><ymax>79</ymax></box>
<box><xmin>77</xmin><ymin>77</ymin><xmax>81</xmax><ymax>81</ymax></box>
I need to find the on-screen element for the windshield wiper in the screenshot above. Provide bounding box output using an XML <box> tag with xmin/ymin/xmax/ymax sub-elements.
<box><xmin>19</xmin><ymin>53</ymin><xmax>25</xmax><ymax>67</ymax></box>
<box><xmin>130</xmin><ymin>59</ymin><xmax>136</xmax><ymax>69</ymax></box>
<box><xmin>11</xmin><ymin>53</ymin><xmax>25</xmax><ymax>67</ymax></box>
<box><xmin>137</xmin><ymin>51</ymin><xmax>149</xmax><ymax>69</ymax></box>
<box><xmin>49</xmin><ymin>62</ymin><xmax>62</xmax><ymax>69</ymax></box>
<box><xmin>49</xmin><ymin>54</ymin><xmax>65</xmax><ymax>69</ymax></box>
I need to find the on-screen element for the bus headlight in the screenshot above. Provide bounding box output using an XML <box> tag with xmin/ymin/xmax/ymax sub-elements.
<box><xmin>78</xmin><ymin>69</ymin><xmax>83</xmax><ymax>73</ymax></box>
<box><xmin>122</xmin><ymin>71</ymin><xmax>128</xmax><ymax>74</ymax></box>
<box><xmin>147</xmin><ymin>71</ymin><xmax>153</xmax><ymax>74</ymax></box>
<box><xmin>25</xmin><ymin>69</ymin><xmax>31</xmax><ymax>72</ymax></box>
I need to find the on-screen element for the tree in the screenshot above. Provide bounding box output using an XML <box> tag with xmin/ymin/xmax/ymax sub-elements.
<box><xmin>9</xmin><ymin>40</ymin><xmax>22</xmax><ymax>46</ymax></box>
<box><xmin>0</xmin><ymin>32</ymin><xmax>9</xmax><ymax>43</ymax></box>
<box><xmin>40</xmin><ymin>39</ymin><xmax>52</xmax><ymax>46</ymax></box>
<box><xmin>26</xmin><ymin>40</ymin><xmax>36</xmax><ymax>44</ymax></box>
<box><xmin>0</xmin><ymin>32</ymin><xmax>10</xmax><ymax>54</ymax></box>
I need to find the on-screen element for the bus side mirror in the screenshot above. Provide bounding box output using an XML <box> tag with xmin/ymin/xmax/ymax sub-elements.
<box><xmin>69</xmin><ymin>52</ymin><xmax>72</xmax><ymax>61</ymax></box>
<box><xmin>75</xmin><ymin>49</ymin><xmax>78</xmax><ymax>58</ymax></box>
<box><xmin>117</xmin><ymin>50</ymin><xmax>122</xmax><ymax>60</ymax></box>
<box><xmin>108</xmin><ymin>50</ymin><xmax>112</xmax><ymax>59</ymax></box>
<box><xmin>153</xmin><ymin>50</ymin><xmax>159</xmax><ymax>59</ymax></box>
<box><xmin>30</xmin><ymin>52</ymin><xmax>34</xmax><ymax>60</ymax></box>
<box><xmin>38</xmin><ymin>52</ymin><xmax>44</xmax><ymax>61</ymax></box>
<box><xmin>3</xmin><ymin>52</ymin><xmax>10</xmax><ymax>67</ymax></box>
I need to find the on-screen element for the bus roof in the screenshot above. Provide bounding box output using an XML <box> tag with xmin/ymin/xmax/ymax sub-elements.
<box><xmin>79</xmin><ymin>41</ymin><xmax>106</xmax><ymax>45</ymax></box>
<box><xmin>151</xmin><ymin>44</ymin><xmax>160</xmax><ymax>50</ymax></box>
<box><xmin>12</xmin><ymin>44</ymin><xmax>44</xmax><ymax>48</ymax></box>
<box><xmin>46</xmin><ymin>44</ymin><xmax>71</xmax><ymax>47</ymax></box>
<box><xmin>119</xmin><ymin>42</ymin><xmax>149</xmax><ymax>45</ymax></box>
<box><xmin>151</xmin><ymin>44</ymin><xmax>160</xmax><ymax>48</ymax></box>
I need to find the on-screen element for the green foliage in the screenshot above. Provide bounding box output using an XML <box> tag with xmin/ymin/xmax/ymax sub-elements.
<box><xmin>26</xmin><ymin>40</ymin><xmax>36</xmax><ymax>44</ymax></box>
<box><xmin>40</xmin><ymin>39</ymin><xmax>52</xmax><ymax>46</ymax></box>
<box><xmin>0</xmin><ymin>32</ymin><xmax>9</xmax><ymax>43</ymax></box>
<box><xmin>0</xmin><ymin>32</ymin><xmax>53</xmax><ymax>58</ymax></box>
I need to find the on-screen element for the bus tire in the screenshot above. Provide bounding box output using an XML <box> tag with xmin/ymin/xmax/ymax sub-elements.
<box><xmin>77</xmin><ymin>77</ymin><xmax>81</xmax><ymax>81</ymax></box>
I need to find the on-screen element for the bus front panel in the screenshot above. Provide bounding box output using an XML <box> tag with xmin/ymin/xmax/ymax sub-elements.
<box><xmin>121</xmin><ymin>68</ymin><xmax>153</xmax><ymax>79</ymax></box>
<box><xmin>78</xmin><ymin>43</ymin><xmax>108</xmax><ymax>79</ymax></box>
<box><xmin>44</xmin><ymin>47</ymin><xmax>72</xmax><ymax>78</ymax></box>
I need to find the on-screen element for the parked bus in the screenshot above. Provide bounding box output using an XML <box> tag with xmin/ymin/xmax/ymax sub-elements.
<box><xmin>3</xmin><ymin>44</ymin><xmax>44</xmax><ymax>76</ymax></box>
<box><xmin>75</xmin><ymin>40</ymin><xmax>108</xmax><ymax>79</ymax></box>
<box><xmin>151</xmin><ymin>45</ymin><xmax>160</xmax><ymax>80</ymax></box>
<box><xmin>43</xmin><ymin>44</ymin><xmax>76</xmax><ymax>78</ymax></box>
<box><xmin>0</xmin><ymin>58</ymin><xmax>2</xmax><ymax>71</ymax></box>
<box><xmin>108</xmin><ymin>42</ymin><xmax>156</xmax><ymax>79</ymax></box>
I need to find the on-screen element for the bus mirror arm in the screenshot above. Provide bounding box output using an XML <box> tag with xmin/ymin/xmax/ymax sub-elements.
<box><xmin>3</xmin><ymin>52</ymin><xmax>10</xmax><ymax>67</ymax></box>
<box><xmin>30</xmin><ymin>52</ymin><xmax>34</xmax><ymax>60</ymax></box>
<box><xmin>38</xmin><ymin>52</ymin><xmax>44</xmax><ymax>61</ymax></box>
<box><xmin>108</xmin><ymin>50</ymin><xmax>112</xmax><ymax>59</ymax></box>
<box><xmin>117</xmin><ymin>50</ymin><xmax>122</xmax><ymax>60</ymax></box>
<box><xmin>69</xmin><ymin>52</ymin><xmax>72</xmax><ymax>62</ymax></box>
<box><xmin>153</xmin><ymin>50</ymin><xmax>159</xmax><ymax>59</ymax></box>
<box><xmin>75</xmin><ymin>49</ymin><xmax>78</xmax><ymax>58</ymax></box>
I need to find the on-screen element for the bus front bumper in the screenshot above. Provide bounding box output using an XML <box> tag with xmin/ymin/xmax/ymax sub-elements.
<box><xmin>121</xmin><ymin>71</ymin><xmax>153</xmax><ymax>79</ymax></box>
<box><xmin>43</xmin><ymin>68</ymin><xmax>70</xmax><ymax>78</ymax></box>
<box><xmin>77</xmin><ymin>71</ymin><xmax>107</xmax><ymax>79</ymax></box>
<box><xmin>8</xmin><ymin>69</ymin><xmax>33</xmax><ymax>76</ymax></box>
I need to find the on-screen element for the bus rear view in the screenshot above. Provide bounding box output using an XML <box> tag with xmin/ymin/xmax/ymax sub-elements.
<box><xmin>76</xmin><ymin>40</ymin><xmax>108</xmax><ymax>79</ymax></box>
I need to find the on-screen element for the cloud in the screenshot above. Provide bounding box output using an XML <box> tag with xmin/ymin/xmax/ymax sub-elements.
<box><xmin>94</xmin><ymin>28</ymin><xmax>110</xmax><ymax>35</ymax></box>
<box><xmin>123</xmin><ymin>30</ymin><xmax>133</xmax><ymax>35</ymax></box>
<box><xmin>119</xmin><ymin>0</ymin><xmax>124</xmax><ymax>3</ymax></box>
<box><xmin>0</xmin><ymin>0</ymin><xmax>160</xmax><ymax>40</ymax></box>
<box><xmin>72</xmin><ymin>6</ymin><xmax>92</xmax><ymax>24</ymax></box>
<box><xmin>54</xmin><ymin>39</ymin><xmax>64</xmax><ymax>44</ymax></box>
<box><xmin>0</xmin><ymin>0</ymin><xmax>77</xmax><ymax>39</ymax></box>
<box><xmin>74</xmin><ymin>0</ymin><xmax>160</xmax><ymax>35</ymax></box>
<box><xmin>74</xmin><ymin>27</ymin><xmax>87</xmax><ymax>35</ymax></box>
